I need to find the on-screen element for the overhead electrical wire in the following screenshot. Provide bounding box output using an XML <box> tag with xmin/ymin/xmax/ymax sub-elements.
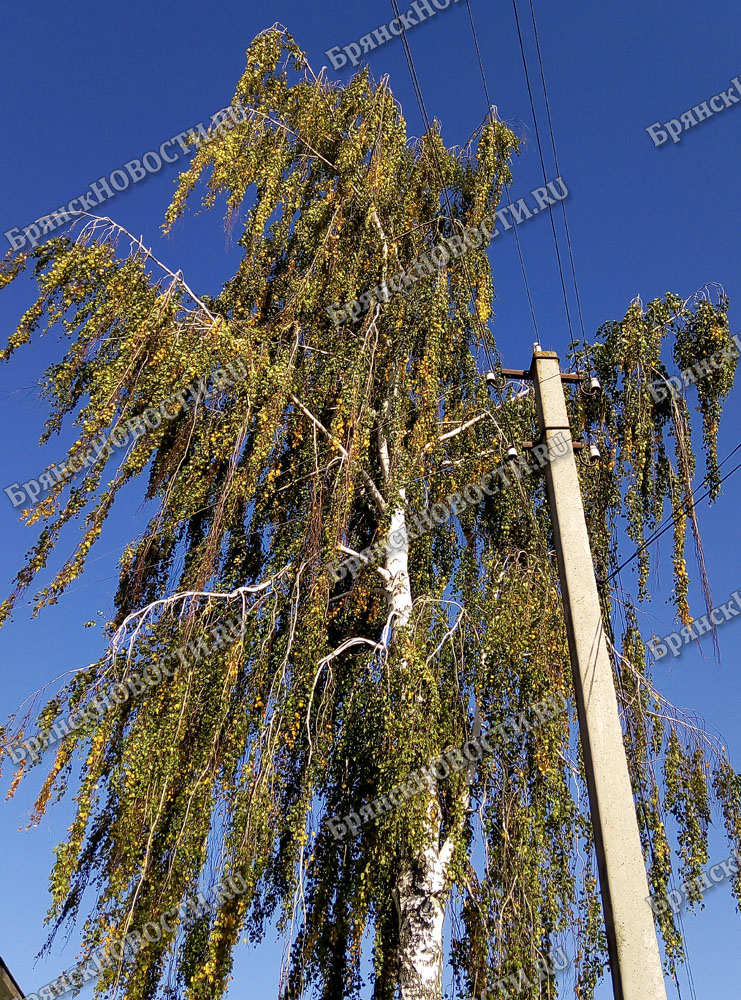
<box><xmin>463</xmin><ymin>0</ymin><xmax>540</xmax><ymax>342</ymax></box>
<box><xmin>388</xmin><ymin>0</ymin><xmax>504</xmax><ymax>380</ymax></box>
<box><xmin>463</xmin><ymin>0</ymin><xmax>590</xmax><ymax>457</ymax></box>
<box><xmin>525</xmin><ymin>0</ymin><xmax>587</xmax><ymax>353</ymax></box>
<box><xmin>459</xmin><ymin>0</ymin><xmax>544</xmax><ymax>452</ymax></box>
<box><xmin>611</xmin><ymin>565</ymin><xmax>697</xmax><ymax>1000</ymax></box>
<box><xmin>388</xmin><ymin>0</ymin><xmax>535</xmax><ymax>449</ymax></box>
<box><xmin>458</xmin><ymin>11</ymin><xmax>706</xmax><ymax>997</ymax></box>
<box><xmin>606</xmin><ymin>441</ymin><xmax>741</xmax><ymax>582</ymax></box>
<box><xmin>509</xmin><ymin>0</ymin><xmax>575</xmax><ymax>345</ymax></box>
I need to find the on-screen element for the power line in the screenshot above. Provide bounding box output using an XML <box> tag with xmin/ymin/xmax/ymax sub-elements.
<box><xmin>460</xmin><ymin>0</ymin><xmax>539</xmax><ymax>454</ymax></box>
<box><xmin>463</xmin><ymin>0</ymin><xmax>539</xmax><ymax>341</ymax></box>
<box><xmin>525</xmin><ymin>0</ymin><xmax>586</xmax><ymax>342</ymax></box>
<box><xmin>510</xmin><ymin>0</ymin><xmax>575</xmax><ymax>344</ymax></box>
<box><xmin>390</xmin><ymin>0</ymin><xmax>537</xmax><ymax>451</ymax></box>
<box><xmin>388</xmin><ymin>0</ymin><xmax>505</xmax><ymax>380</ymax></box>
<box><xmin>606</xmin><ymin>442</ymin><xmax>741</xmax><ymax>582</ymax></box>
<box><xmin>610</xmin><ymin>569</ymin><xmax>697</xmax><ymax>1000</ymax></box>
<box><xmin>525</xmin><ymin>0</ymin><xmax>588</xmax><ymax>370</ymax></box>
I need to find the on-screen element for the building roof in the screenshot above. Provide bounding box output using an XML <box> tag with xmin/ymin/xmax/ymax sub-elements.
<box><xmin>0</xmin><ymin>956</ymin><xmax>24</xmax><ymax>1000</ymax></box>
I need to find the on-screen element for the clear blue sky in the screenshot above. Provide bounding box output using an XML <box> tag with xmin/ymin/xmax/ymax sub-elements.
<box><xmin>1</xmin><ymin>1</ymin><xmax>740</xmax><ymax>998</ymax></box>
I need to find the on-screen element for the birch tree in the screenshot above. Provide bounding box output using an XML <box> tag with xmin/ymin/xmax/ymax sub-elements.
<box><xmin>1</xmin><ymin>26</ymin><xmax>740</xmax><ymax>1000</ymax></box>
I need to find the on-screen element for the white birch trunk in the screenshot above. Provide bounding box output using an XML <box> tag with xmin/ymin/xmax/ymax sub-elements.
<box><xmin>377</xmin><ymin>402</ymin><xmax>452</xmax><ymax>1000</ymax></box>
<box><xmin>384</xmin><ymin>489</ymin><xmax>412</xmax><ymax>631</ymax></box>
<box><xmin>396</xmin><ymin>794</ymin><xmax>453</xmax><ymax>1000</ymax></box>
<box><xmin>381</xmin><ymin>497</ymin><xmax>451</xmax><ymax>999</ymax></box>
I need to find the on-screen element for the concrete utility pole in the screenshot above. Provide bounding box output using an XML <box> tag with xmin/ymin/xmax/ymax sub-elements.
<box><xmin>522</xmin><ymin>348</ymin><xmax>668</xmax><ymax>1000</ymax></box>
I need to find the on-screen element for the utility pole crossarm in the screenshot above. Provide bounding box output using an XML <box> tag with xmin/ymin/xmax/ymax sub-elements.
<box><xmin>531</xmin><ymin>349</ymin><xmax>667</xmax><ymax>1000</ymax></box>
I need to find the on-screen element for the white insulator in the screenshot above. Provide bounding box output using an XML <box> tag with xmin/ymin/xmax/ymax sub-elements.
<box><xmin>589</xmin><ymin>444</ymin><xmax>600</xmax><ymax>461</ymax></box>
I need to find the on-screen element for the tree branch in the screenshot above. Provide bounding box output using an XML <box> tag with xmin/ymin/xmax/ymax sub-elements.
<box><xmin>290</xmin><ymin>393</ymin><xmax>386</xmax><ymax>512</ymax></box>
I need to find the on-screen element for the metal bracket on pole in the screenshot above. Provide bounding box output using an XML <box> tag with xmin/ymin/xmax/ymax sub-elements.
<box><xmin>521</xmin><ymin>435</ymin><xmax>584</xmax><ymax>452</ymax></box>
<box><xmin>498</xmin><ymin>364</ymin><xmax>584</xmax><ymax>384</ymax></box>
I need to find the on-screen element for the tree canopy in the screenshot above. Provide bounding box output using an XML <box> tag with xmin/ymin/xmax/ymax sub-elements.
<box><xmin>1</xmin><ymin>25</ymin><xmax>740</xmax><ymax>1000</ymax></box>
